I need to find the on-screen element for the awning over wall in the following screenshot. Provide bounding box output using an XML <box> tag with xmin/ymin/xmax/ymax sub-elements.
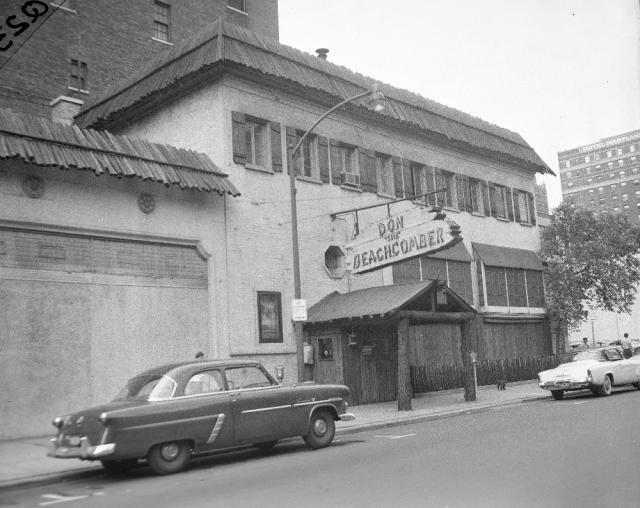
<box><xmin>0</xmin><ymin>108</ymin><xmax>240</xmax><ymax>196</ymax></box>
<box><xmin>426</xmin><ymin>240</ymin><xmax>472</xmax><ymax>262</ymax></box>
<box><xmin>472</xmin><ymin>242</ymin><xmax>543</xmax><ymax>270</ymax></box>
<box><xmin>306</xmin><ymin>280</ymin><xmax>475</xmax><ymax>324</ymax></box>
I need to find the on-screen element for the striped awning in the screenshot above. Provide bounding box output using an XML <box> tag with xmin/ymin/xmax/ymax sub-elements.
<box><xmin>0</xmin><ymin>108</ymin><xmax>240</xmax><ymax>196</ymax></box>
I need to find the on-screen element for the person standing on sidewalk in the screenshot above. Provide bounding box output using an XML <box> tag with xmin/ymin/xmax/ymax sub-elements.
<box><xmin>621</xmin><ymin>333</ymin><xmax>633</xmax><ymax>359</ymax></box>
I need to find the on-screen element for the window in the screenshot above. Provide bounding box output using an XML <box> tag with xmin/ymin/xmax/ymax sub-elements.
<box><xmin>485</xmin><ymin>266</ymin><xmax>508</xmax><ymax>306</ymax></box>
<box><xmin>376</xmin><ymin>154</ymin><xmax>394</xmax><ymax>196</ymax></box>
<box><xmin>257</xmin><ymin>291</ymin><xmax>282</xmax><ymax>343</ymax></box>
<box><xmin>227</xmin><ymin>0</ymin><xmax>246</xmax><ymax>12</ymax></box>
<box><xmin>489</xmin><ymin>183</ymin><xmax>508</xmax><ymax>219</ymax></box>
<box><xmin>153</xmin><ymin>1</ymin><xmax>171</xmax><ymax>42</ymax></box>
<box><xmin>506</xmin><ymin>268</ymin><xmax>527</xmax><ymax>307</ymax></box>
<box><xmin>456</xmin><ymin>175</ymin><xmax>484</xmax><ymax>214</ymax></box>
<box><xmin>69</xmin><ymin>59</ymin><xmax>87</xmax><ymax>90</ymax></box>
<box><xmin>324</xmin><ymin>245</ymin><xmax>345</xmax><ymax>278</ymax></box>
<box><xmin>623</xmin><ymin>193</ymin><xmax>629</xmax><ymax>201</ymax></box>
<box><xmin>514</xmin><ymin>190</ymin><xmax>531</xmax><ymax>224</ymax></box>
<box><xmin>225</xmin><ymin>366</ymin><xmax>275</xmax><ymax>390</ymax></box>
<box><xmin>245</xmin><ymin>118</ymin><xmax>267</xmax><ymax>168</ymax></box>
<box><xmin>433</xmin><ymin>168</ymin><xmax>454</xmax><ymax>207</ymax></box>
<box><xmin>318</xmin><ymin>338</ymin><xmax>334</xmax><ymax>360</ymax></box>
<box><xmin>525</xmin><ymin>270</ymin><xmax>544</xmax><ymax>307</ymax></box>
<box><xmin>331</xmin><ymin>143</ymin><xmax>358</xmax><ymax>186</ymax></box>
<box><xmin>184</xmin><ymin>370</ymin><xmax>224</xmax><ymax>396</ymax></box>
<box><xmin>295</xmin><ymin>132</ymin><xmax>319</xmax><ymax>179</ymax></box>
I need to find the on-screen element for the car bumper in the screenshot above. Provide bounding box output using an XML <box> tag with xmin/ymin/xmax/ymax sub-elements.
<box><xmin>338</xmin><ymin>412</ymin><xmax>356</xmax><ymax>421</ymax></box>
<box><xmin>48</xmin><ymin>437</ymin><xmax>115</xmax><ymax>459</ymax></box>
<box><xmin>539</xmin><ymin>381</ymin><xmax>590</xmax><ymax>391</ymax></box>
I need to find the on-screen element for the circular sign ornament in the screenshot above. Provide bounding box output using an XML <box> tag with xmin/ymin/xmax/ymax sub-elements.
<box><xmin>22</xmin><ymin>175</ymin><xmax>45</xmax><ymax>198</ymax></box>
<box><xmin>138</xmin><ymin>193</ymin><xmax>155</xmax><ymax>214</ymax></box>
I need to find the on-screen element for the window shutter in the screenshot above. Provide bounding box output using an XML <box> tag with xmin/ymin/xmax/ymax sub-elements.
<box><xmin>318</xmin><ymin>136</ymin><xmax>330</xmax><ymax>183</ymax></box>
<box><xmin>507</xmin><ymin>188</ymin><xmax>515</xmax><ymax>221</ymax></box>
<box><xmin>270</xmin><ymin>122</ymin><xmax>282</xmax><ymax>172</ymax></box>
<box><xmin>482</xmin><ymin>181</ymin><xmax>491</xmax><ymax>216</ymax></box>
<box><xmin>392</xmin><ymin>156</ymin><xmax>404</xmax><ymax>198</ymax></box>
<box><xmin>424</xmin><ymin>166</ymin><xmax>436</xmax><ymax>205</ymax></box>
<box><xmin>285</xmin><ymin>127</ymin><xmax>297</xmax><ymax>175</ymax></box>
<box><xmin>403</xmin><ymin>162</ymin><xmax>415</xmax><ymax>198</ymax></box>
<box><xmin>232</xmin><ymin>111</ymin><xmax>246</xmax><ymax>164</ymax></box>
<box><xmin>514</xmin><ymin>190</ymin><xmax>521</xmax><ymax>223</ymax></box>
<box><xmin>329</xmin><ymin>139</ymin><xmax>342</xmax><ymax>184</ymax></box>
<box><xmin>528</xmin><ymin>192</ymin><xmax>537</xmax><ymax>225</ymax></box>
<box><xmin>455</xmin><ymin>174</ymin><xmax>467</xmax><ymax>211</ymax></box>
<box><xmin>360</xmin><ymin>149</ymin><xmax>377</xmax><ymax>193</ymax></box>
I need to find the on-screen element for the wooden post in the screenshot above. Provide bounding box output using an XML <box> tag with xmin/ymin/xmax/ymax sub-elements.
<box><xmin>397</xmin><ymin>317</ymin><xmax>412</xmax><ymax>411</ymax></box>
<box><xmin>460</xmin><ymin>319</ymin><xmax>476</xmax><ymax>402</ymax></box>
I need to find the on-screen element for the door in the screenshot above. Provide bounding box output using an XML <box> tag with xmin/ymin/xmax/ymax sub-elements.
<box><xmin>311</xmin><ymin>334</ymin><xmax>343</xmax><ymax>385</ymax></box>
<box><xmin>225</xmin><ymin>365</ymin><xmax>293</xmax><ymax>442</ymax></box>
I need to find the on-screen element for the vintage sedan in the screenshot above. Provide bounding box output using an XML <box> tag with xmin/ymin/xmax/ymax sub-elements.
<box><xmin>538</xmin><ymin>346</ymin><xmax>640</xmax><ymax>400</ymax></box>
<box><xmin>48</xmin><ymin>360</ymin><xmax>354</xmax><ymax>475</ymax></box>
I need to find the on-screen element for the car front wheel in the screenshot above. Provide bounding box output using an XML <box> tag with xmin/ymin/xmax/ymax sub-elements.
<box><xmin>303</xmin><ymin>410</ymin><xmax>335</xmax><ymax>449</ymax></box>
<box><xmin>551</xmin><ymin>390</ymin><xmax>564</xmax><ymax>400</ymax></box>
<box><xmin>147</xmin><ymin>441</ymin><xmax>191</xmax><ymax>475</ymax></box>
<box><xmin>598</xmin><ymin>375</ymin><xmax>613</xmax><ymax>396</ymax></box>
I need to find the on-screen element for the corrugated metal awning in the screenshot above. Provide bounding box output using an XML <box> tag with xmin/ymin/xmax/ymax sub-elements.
<box><xmin>426</xmin><ymin>240</ymin><xmax>472</xmax><ymax>262</ymax></box>
<box><xmin>0</xmin><ymin>109</ymin><xmax>240</xmax><ymax>196</ymax></box>
<box><xmin>306</xmin><ymin>280</ymin><xmax>474</xmax><ymax>324</ymax></box>
<box><xmin>472</xmin><ymin>242</ymin><xmax>542</xmax><ymax>270</ymax></box>
<box><xmin>76</xmin><ymin>20</ymin><xmax>552</xmax><ymax>175</ymax></box>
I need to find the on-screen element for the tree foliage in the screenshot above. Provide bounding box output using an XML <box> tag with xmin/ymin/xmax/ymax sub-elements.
<box><xmin>541</xmin><ymin>202</ymin><xmax>640</xmax><ymax>330</ymax></box>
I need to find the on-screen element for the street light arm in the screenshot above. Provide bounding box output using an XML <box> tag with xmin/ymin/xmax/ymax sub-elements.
<box><xmin>291</xmin><ymin>90</ymin><xmax>374</xmax><ymax>158</ymax></box>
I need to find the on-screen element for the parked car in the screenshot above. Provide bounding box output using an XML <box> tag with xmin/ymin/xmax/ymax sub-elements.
<box><xmin>538</xmin><ymin>346</ymin><xmax>640</xmax><ymax>400</ymax></box>
<box><xmin>48</xmin><ymin>359</ymin><xmax>354</xmax><ymax>475</ymax></box>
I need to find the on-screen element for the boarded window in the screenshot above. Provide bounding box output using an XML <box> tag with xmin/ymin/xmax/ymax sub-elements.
<box><xmin>257</xmin><ymin>291</ymin><xmax>283</xmax><ymax>343</ymax></box>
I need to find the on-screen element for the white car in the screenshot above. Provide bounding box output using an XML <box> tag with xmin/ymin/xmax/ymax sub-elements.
<box><xmin>538</xmin><ymin>346</ymin><xmax>640</xmax><ymax>400</ymax></box>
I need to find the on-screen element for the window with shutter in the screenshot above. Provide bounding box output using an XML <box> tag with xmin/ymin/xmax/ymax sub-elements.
<box><xmin>359</xmin><ymin>150</ymin><xmax>377</xmax><ymax>192</ymax></box>
<box><xmin>489</xmin><ymin>183</ymin><xmax>508</xmax><ymax>219</ymax></box>
<box><xmin>375</xmin><ymin>153</ymin><xmax>394</xmax><ymax>196</ymax></box>
<box><xmin>434</xmin><ymin>168</ymin><xmax>454</xmax><ymax>207</ymax></box>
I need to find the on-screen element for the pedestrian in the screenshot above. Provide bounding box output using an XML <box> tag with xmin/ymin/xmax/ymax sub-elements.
<box><xmin>621</xmin><ymin>333</ymin><xmax>633</xmax><ymax>359</ymax></box>
<box><xmin>581</xmin><ymin>337</ymin><xmax>591</xmax><ymax>349</ymax></box>
<box><xmin>195</xmin><ymin>351</ymin><xmax>204</xmax><ymax>360</ymax></box>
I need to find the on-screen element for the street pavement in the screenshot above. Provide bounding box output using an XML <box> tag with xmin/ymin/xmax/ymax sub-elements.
<box><xmin>0</xmin><ymin>380</ymin><xmax>546</xmax><ymax>490</ymax></box>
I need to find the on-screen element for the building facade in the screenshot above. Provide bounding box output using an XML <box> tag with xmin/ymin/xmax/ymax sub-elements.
<box><xmin>0</xmin><ymin>0</ymin><xmax>278</xmax><ymax>116</ymax></box>
<box><xmin>1</xmin><ymin>4</ymin><xmax>554</xmax><ymax>438</ymax></box>
<box><xmin>559</xmin><ymin>129</ymin><xmax>640</xmax><ymax>221</ymax></box>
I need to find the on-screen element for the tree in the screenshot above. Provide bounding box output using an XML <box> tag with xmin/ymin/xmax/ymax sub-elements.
<box><xmin>541</xmin><ymin>202</ymin><xmax>640</xmax><ymax>330</ymax></box>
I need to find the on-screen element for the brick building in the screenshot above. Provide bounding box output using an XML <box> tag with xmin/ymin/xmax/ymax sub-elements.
<box><xmin>1</xmin><ymin>3</ymin><xmax>555</xmax><ymax>438</ymax></box>
<box><xmin>559</xmin><ymin>129</ymin><xmax>640</xmax><ymax>221</ymax></box>
<box><xmin>0</xmin><ymin>0</ymin><xmax>278</xmax><ymax>116</ymax></box>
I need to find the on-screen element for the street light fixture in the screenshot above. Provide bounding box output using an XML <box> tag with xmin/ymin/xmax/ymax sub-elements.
<box><xmin>289</xmin><ymin>84</ymin><xmax>387</xmax><ymax>381</ymax></box>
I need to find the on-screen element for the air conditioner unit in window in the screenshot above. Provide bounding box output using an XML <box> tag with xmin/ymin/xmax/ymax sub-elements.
<box><xmin>341</xmin><ymin>172</ymin><xmax>360</xmax><ymax>187</ymax></box>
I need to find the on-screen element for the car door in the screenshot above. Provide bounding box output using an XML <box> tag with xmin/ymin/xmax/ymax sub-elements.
<box><xmin>605</xmin><ymin>347</ymin><xmax>633</xmax><ymax>384</ymax></box>
<box><xmin>225</xmin><ymin>365</ymin><xmax>293</xmax><ymax>442</ymax></box>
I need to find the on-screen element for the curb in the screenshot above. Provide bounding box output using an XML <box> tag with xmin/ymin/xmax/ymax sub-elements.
<box><xmin>0</xmin><ymin>394</ymin><xmax>548</xmax><ymax>491</ymax></box>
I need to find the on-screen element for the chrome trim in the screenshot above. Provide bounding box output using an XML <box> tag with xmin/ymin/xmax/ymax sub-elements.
<box><xmin>293</xmin><ymin>397</ymin><xmax>342</xmax><ymax>408</ymax></box>
<box><xmin>339</xmin><ymin>413</ymin><xmax>355</xmax><ymax>421</ymax></box>
<box><xmin>206</xmin><ymin>414</ymin><xmax>225</xmax><ymax>444</ymax></box>
<box><xmin>240</xmin><ymin>405</ymin><xmax>291</xmax><ymax>414</ymax></box>
<box><xmin>121</xmin><ymin>414</ymin><xmax>219</xmax><ymax>431</ymax></box>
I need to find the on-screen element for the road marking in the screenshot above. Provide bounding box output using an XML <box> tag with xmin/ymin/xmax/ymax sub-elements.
<box><xmin>572</xmin><ymin>401</ymin><xmax>588</xmax><ymax>405</ymax></box>
<box><xmin>374</xmin><ymin>433</ymin><xmax>416</xmax><ymax>440</ymax></box>
<box><xmin>39</xmin><ymin>492</ymin><xmax>103</xmax><ymax>506</ymax></box>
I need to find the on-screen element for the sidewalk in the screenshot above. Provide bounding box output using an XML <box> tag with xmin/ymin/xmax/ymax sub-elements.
<box><xmin>0</xmin><ymin>381</ymin><xmax>546</xmax><ymax>490</ymax></box>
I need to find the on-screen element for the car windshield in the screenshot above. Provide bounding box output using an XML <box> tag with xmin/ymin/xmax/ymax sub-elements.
<box><xmin>573</xmin><ymin>349</ymin><xmax>608</xmax><ymax>362</ymax></box>
<box><xmin>114</xmin><ymin>374</ymin><xmax>176</xmax><ymax>401</ymax></box>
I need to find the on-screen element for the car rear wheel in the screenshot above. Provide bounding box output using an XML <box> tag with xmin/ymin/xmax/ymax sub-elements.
<box><xmin>147</xmin><ymin>441</ymin><xmax>191</xmax><ymax>475</ymax></box>
<box><xmin>100</xmin><ymin>459</ymin><xmax>138</xmax><ymax>475</ymax></box>
<box><xmin>598</xmin><ymin>375</ymin><xmax>613</xmax><ymax>396</ymax></box>
<box><xmin>303</xmin><ymin>410</ymin><xmax>335</xmax><ymax>449</ymax></box>
<box><xmin>551</xmin><ymin>390</ymin><xmax>564</xmax><ymax>400</ymax></box>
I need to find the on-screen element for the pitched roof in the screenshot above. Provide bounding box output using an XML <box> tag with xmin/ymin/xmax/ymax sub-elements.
<box><xmin>472</xmin><ymin>242</ymin><xmax>542</xmax><ymax>270</ymax></box>
<box><xmin>76</xmin><ymin>20</ymin><xmax>552</xmax><ymax>175</ymax></box>
<box><xmin>306</xmin><ymin>280</ymin><xmax>474</xmax><ymax>324</ymax></box>
<box><xmin>0</xmin><ymin>108</ymin><xmax>240</xmax><ymax>195</ymax></box>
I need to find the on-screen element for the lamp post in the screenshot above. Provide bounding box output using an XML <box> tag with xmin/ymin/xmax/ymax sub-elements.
<box><xmin>289</xmin><ymin>84</ymin><xmax>386</xmax><ymax>381</ymax></box>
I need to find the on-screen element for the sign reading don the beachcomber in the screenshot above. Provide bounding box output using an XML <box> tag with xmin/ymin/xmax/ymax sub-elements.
<box><xmin>346</xmin><ymin>210</ymin><xmax>462</xmax><ymax>274</ymax></box>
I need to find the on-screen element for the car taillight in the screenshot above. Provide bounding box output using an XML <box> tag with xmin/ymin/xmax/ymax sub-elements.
<box><xmin>52</xmin><ymin>416</ymin><xmax>66</xmax><ymax>428</ymax></box>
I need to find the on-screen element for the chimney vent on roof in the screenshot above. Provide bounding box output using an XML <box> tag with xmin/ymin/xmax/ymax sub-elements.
<box><xmin>49</xmin><ymin>95</ymin><xmax>83</xmax><ymax>125</ymax></box>
<box><xmin>315</xmin><ymin>48</ymin><xmax>329</xmax><ymax>60</ymax></box>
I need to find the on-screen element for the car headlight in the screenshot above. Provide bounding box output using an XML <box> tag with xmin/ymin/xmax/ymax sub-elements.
<box><xmin>52</xmin><ymin>416</ymin><xmax>67</xmax><ymax>428</ymax></box>
<box><xmin>98</xmin><ymin>412</ymin><xmax>109</xmax><ymax>425</ymax></box>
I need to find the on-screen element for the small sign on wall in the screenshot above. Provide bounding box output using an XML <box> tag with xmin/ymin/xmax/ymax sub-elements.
<box><xmin>292</xmin><ymin>298</ymin><xmax>307</xmax><ymax>321</ymax></box>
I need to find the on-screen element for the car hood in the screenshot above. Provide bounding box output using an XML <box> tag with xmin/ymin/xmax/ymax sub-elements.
<box><xmin>539</xmin><ymin>360</ymin><xmax>599</xmax><ymax>381</ymax></box>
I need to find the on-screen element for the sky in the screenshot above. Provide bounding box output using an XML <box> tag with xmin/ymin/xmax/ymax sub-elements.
<box><xmin>278</xmin><ymin>0</ymin><xmax>640</xmax><ymax>209</ymax></box>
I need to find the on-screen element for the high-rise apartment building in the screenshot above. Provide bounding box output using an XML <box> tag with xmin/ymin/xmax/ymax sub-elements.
<box><xmin>0</xmin><ymin>0</ymin><xmax>279</xmax><ymax>117</ymax></box>
<box><xmin>559</xmin><ymin>129</ymin><xmax>640</xmax><ymax>221</ymax></box>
